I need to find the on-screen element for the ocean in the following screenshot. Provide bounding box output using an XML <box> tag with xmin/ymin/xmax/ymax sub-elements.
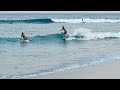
<box><xmin>0</xmin><ymin>12</ymin><xmax>120</xmax><ymax>78</ymax></box>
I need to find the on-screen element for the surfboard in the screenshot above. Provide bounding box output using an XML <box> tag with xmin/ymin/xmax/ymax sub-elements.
<box><xmin>63</xmin><ymin>38</ymin><xmax>66</xmax><ymax>40</ymax></box>
<box><xmin>63</xmin><ymin>34</ymin><xmax>69</xmax><ymax>40</ymax></box>
<box><xmin>24</xmin><ymin>40</ymin><xmax>30</xmax><ymax>42</ymax></box>
<box><xmin>66</xmin><ymin>34</ymin><xmax>69</xmax><ymax>38</ymax></box>
<box><xmin>20</xmin><ymin>39</ymin><xmax>30</xmax><ymax>43</ymax></box>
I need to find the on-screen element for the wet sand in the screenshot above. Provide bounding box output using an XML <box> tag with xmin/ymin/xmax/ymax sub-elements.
<box><xmin>26</xmin><ymin>59</ymin><xmax>120</xmax><ymax>79</ymax></box>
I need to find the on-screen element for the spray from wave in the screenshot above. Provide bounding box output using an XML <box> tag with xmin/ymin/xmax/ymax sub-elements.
<box><xmin>67</xmin><ymin>28</ymin><xmax>120</xmax><ymax>40</ymax></box>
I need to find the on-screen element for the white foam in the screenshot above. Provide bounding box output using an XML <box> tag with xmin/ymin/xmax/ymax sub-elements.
<box><xmin>21</xmin><ymin>39</ymin><xmax>30</xmax><ymax>43</ymax></box>
<box><xmin>67</xmin><ymin>28</ymin><xmax>120</xmax><ymax>40</ymax></box>
<box><xmin>52</xmin><ymin>18</ymin><xmax>120</xmax><ymax>23</ymax></box>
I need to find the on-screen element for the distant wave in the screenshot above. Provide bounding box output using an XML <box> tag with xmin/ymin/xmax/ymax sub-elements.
<box><xmin>0</xmin><ymin>18</ymin><xmax>54</xmax><ymax>24</ymax></box>
<box><xmin>0</xmin><ymin>18</ymin><xmax>120</xmax><ymax>24</ymax></box>
<box><xmin>1</xmin><ymin>28</ymin><xmax>120</xmax><ymax>43</ymax></box>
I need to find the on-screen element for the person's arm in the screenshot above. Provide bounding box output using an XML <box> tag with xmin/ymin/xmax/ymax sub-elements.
<box><xmin>60</xmin><ymin>27</ymin><xmax>64</xmax><ymax>31</ymax></box>
<box><xmin>60</xmin><ymin>28</ymin><xmax>63</xmax><ymax>31</ymax></box>
<box><xmin>21</xmin><ymin>35</ymin><xmax>23</xmax><ymax>39</ymax></box>
<box><xmin>21</xmin><ymin>35</ymin><xmax>22</xmax><ymax>39</ymax></box>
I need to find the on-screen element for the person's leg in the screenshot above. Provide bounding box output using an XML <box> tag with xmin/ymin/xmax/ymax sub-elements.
<box><xmin>64</xmin><ymin>34</ymin><xmax>66</xmax><ymax>39</ymax></box>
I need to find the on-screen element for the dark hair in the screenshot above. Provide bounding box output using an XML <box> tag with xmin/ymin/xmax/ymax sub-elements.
<box><xmin>22</xmin><ymin>32</ymin><xmax>25</xmax><ymax>36</ymax></box>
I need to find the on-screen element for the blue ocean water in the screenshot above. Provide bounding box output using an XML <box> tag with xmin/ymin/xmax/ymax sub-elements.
<box><xmin>0</xmin><ymin>13</ymin><xmax>120</xmax><ymax>78</ymax></box>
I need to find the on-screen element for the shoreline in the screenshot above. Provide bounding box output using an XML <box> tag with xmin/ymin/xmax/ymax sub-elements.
<box><xmin>26</xmin><ymin>59</ymin><xmax>120</xmax><ymax>79</ymax></box>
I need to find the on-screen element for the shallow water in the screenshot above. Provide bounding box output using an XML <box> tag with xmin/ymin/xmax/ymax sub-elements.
<box><xmin>0</xmin><ymin>13</ymin><xmax>120</xmax><ymax>78</ymax></box>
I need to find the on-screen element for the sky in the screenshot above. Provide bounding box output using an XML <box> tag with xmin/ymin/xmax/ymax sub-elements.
<box><xmin>0</xmin><ymin>11</ymin><xmax>120</xmax><ymax>13</ymax></box>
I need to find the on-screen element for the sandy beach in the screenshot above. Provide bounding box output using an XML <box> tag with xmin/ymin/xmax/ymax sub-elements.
<box><xmin>27</xmin><ymin>59</ymin><xmax>120</xmax><ymax>79</ymax></box>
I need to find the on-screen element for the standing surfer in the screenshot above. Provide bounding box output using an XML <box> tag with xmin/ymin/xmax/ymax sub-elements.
<box><xmin>82</xmin><ymin>17</ymin><xmax>84</xmax><ymax>23</ymax></box>
<box><xmin>60</xmin><ymin>26</ymin><xmax>67</xmax><ymax>40</ymax></box>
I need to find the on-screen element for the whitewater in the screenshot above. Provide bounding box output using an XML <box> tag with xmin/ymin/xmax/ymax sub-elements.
<box><xmin>0</xmin><ymin>13</ymin><xmax>120</xmax><ymax>78</ymax></box>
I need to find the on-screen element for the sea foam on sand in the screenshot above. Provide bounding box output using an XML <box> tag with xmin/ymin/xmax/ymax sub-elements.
<box><xmin>26</xmin><ymin>59</ymin><xmax>120</xmax><ymax>79</ymax></box>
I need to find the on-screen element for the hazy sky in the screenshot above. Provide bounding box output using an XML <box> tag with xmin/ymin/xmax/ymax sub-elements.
<box><xmin>0</xmin><ymin>11</ymin><xmax>120</xmax><ymax>13</ymax></box>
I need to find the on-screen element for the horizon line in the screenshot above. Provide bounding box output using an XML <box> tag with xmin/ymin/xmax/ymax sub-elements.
<box><xmin>0</xmin><ymin>11</ymin><xmax>120</xmax><ymax>13</ymax></box>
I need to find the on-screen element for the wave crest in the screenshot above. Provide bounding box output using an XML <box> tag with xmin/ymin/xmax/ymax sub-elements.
<box><xmin>0</xmin><ymin>18</ymin><xmax>54</xmax><ymax>24</ymax></box>
<box><xmin>0</xmin><ymin>28</ymin><xmax>120</xmax><ymax>43</ymax></box>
